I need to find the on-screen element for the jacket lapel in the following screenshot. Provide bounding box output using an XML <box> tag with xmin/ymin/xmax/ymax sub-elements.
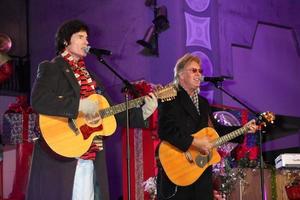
<box><xmin>54</xmin><ymin>56</ymin><xmax>80</xmax><ymax>97</ymax></box>
<box><xmin>198</xmin><ymin>96</ymin><xmax>209</xmax><ymax>120</ymax></box>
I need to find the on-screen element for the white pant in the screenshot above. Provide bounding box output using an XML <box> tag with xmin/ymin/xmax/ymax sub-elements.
<box><xmin>72</xmin><ymin>159</ymin><xmax>94</xmax><ymax>200</ymax></box>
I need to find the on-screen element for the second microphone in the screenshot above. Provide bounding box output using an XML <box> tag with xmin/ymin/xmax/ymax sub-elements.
<box><xmin>84</xmin><ymin>46</ymin><xmax>112</xmax><ymax>57</ymax></box>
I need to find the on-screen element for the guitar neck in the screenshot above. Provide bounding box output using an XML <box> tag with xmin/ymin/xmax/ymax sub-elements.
<box><xmin>99</xmin><ymin>96</ymin><xmax>145</xmax><ymax>118</ymax></box>
<box><xmin>214</xmin><ymin>126</ymin><xmax>249</xmax><ymax>147</ymax></box>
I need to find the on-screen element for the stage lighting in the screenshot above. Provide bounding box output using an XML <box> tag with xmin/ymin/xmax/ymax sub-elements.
<box><xmin>145</xmin><ymin>0</ymin><xmax>156</xmax><ymax>7</ymax></box>
<box><xmin>136</xmin><ymin>24</ymin><xmax>158</xmax><ymax>55</ymax></box>
<box><xmin>153</xmin><ymin>5</ymin><xmax>169</xmax><ymax>32</ymax></box>
<box><xmin>138</xmin><ymin>2</ymin><xmax>169</xmax><ymax>56</ymax></box>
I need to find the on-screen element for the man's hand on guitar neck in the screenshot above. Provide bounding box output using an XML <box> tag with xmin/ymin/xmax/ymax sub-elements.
<box><xmin>142</xmin><ymin>92</ymin><xmax>158</xmax><ymax>120</ymax></box>
<box><xmin>192</xmin><ymin>136</ymin><xmax>213</xmax><ymax>155</ymax></box>
<box><xmin>244</xmin><ymin>119</ymin><xmax>259</xmax><ymax>133</ymax></box>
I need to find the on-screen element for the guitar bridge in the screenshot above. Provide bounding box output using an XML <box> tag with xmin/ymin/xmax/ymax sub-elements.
<box><xmin>68</xmin><ymin>118</ymin><xmax>80</xmax><ymax>135</ymax></box>
<box><xmin>184</xmin><ymin>151</ymin><xmax>194</xmax><ymax>163</ymax></box>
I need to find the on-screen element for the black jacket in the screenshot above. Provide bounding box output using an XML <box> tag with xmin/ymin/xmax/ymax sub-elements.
<box><xmin>157</xmin><ymin>85</ymin><xmax>239</xmax><ymax>200</ymax></box>
<box><xmin>27</xmin><ymin>56</ymin><xmax>146</xmax><ymax>200</ymax></box>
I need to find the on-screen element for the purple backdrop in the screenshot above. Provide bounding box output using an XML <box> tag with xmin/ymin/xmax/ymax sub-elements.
<box><xmin>1</xmin><ymin>0</ymin><xmax>300</xmax><ymax>199</ymax></box>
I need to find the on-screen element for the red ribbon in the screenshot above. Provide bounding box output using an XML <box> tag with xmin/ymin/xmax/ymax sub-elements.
<box><xmin>8</xmin><ymin>96</ymin><xmax>33</xmax><ymax>142</ymax></box>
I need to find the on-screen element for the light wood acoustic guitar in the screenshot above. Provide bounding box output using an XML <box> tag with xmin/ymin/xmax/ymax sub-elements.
<box><xmin>39</xmin><ymin>84</ymin><xmax>177</xmax><ymax>158</ymax></box>
<box><xmin>158</xmin><ymin>111</ymin><xmax>275</xmax><ymax>186</ymax></box>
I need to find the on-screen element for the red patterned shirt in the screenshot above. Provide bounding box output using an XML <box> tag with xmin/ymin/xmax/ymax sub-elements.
<box><xmin>61</xmin><ymin>50</ymin><xmax>101</xmax><ymax>160</ymax></box>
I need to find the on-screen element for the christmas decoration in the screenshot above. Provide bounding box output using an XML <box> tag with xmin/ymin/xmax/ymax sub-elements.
<box><xmin>2</xmin><ymin>95</ymin><xmax>39</xmax><ymax>144</ymax></box>
<box><xmin>143</xmin><ymin>176</ymin><xmax>157</xmax><ymax>200</ymax></box>
<box><xmin>122</xmin><ymin>80</ymin><xmax>159</xmax><ymax>200</ymax></box>
<box><xmin>128</xmin><ymin>80</ymin><xmax>155</xmax><ymax>97</ymax></box>
<box><xmin>1</xmin><ymin>96</ymin><xmax>39</xmax><ymax>200</ymax></box>
<box><xmin>0</xmin><ymin>52</ymin><xmax>13</xmax><ymax>84</ymax></box>
<box><xmin>285</xmin><ymin>170</ymin><xmax>300</xmax><ymax>200</ymax></box>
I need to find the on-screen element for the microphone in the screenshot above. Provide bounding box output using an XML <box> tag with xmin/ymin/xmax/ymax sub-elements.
<box><xmin>201</xmin><ymin>76</ymin><xmax>233</xmax><ymax>83</ymax></box>
<box><xmin>84</xmin><ymin>46</ymin><xmax>112</xmax><ymax>56</ymax></box>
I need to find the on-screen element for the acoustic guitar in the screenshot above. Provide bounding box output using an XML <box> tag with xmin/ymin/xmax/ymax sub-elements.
<box><xmin>39</xmin><ymin>84</ymin><xmax>177</xmax><ymax>158</ymax></box>
<box><xmin>158</xmin><ymin>111</ymin><xmax>275</xmax><ymax>186</ymax></box>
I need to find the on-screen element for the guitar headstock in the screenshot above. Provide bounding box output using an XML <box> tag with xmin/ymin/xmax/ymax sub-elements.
<box><xmin>154</xmin><ymin>84</ymin><xmax>177</xmax><ymax>102</ymax></box>
<box><xmin>258</xmin><ymin>111</ymin><xmax>275</xmax><ymax>127</ymax></box>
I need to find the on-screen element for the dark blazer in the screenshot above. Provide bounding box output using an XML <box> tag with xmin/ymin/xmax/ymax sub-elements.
<box><xmin>31</xmin><ymin>56</ymin><xmax>81</xmax><ymax>119</ymax></box>
<box><xmin>157</xmin><ymin>85</ymin><xmax>239</xmax><ymax>200</ymax></box>
<box><xmin>27</xmin><ymin>56</ymin><xmax>146</xmax><ymax>200</ymax></box>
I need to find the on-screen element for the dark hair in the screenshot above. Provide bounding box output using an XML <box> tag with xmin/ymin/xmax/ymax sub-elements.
<box><xmin>55</xmin><ymin>19</ymin><xmax>89</xmax><ymax>55</ymax></box>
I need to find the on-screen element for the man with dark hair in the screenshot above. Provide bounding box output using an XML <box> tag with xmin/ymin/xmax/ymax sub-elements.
<box><xmin>26</xmin><ymin>19</ymin><xmax>157</xmax><ymax>200</ymax></box>
<box><xmin>55</xmin><ymin>19</ymin><xmax>89</xmax><ymax>55</ymax></box>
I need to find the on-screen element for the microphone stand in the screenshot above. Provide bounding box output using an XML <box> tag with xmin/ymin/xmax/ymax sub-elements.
<box><xmin>210</xmin><ymin>81</ymin><xmax>267</xmax><ymax>200</ymax></box>
<box><xmin>96</xmin><ymin>56</ymin><xmax>140</xmax><ymax>200</ymax></box>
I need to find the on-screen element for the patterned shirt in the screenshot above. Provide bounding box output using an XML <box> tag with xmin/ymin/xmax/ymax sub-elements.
<box><xmin>190</xmin><ymin>89</ymin><xmax>200</xmax><ymax>115</ymax></box>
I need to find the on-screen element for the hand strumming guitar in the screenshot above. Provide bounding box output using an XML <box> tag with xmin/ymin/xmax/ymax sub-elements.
<box><xmin>79</xmin><ymin>98</ymin><xmax>102</xmax><ymax>125</ymax></box>
<box><xmin>192</xmin><ymin>135</ymin><xmax>213</xmax><ymax>155</ymax></box>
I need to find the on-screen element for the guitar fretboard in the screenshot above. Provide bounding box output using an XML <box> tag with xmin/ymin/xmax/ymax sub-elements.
<box><xmin>99</xmin><ymin>96</ymin><xmax>145</xmax><ymax>118</ymax></box>
<box><xmin>214</xmin><ymin>126</ymin><xmax>250</xmax><ymax>147</ymax></box>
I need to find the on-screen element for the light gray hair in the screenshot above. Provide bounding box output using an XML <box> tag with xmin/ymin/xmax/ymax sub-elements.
<box><xmin>173</xmin><ymin>53</ymin><xmax>201</xmax><ymax>87</ymax></box>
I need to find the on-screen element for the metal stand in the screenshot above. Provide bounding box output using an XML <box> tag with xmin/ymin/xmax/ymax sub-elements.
<box><xmin>211</xmin><ymin>81</ymin><xmax>268</xmax><ymax>200</ymax></box>
<box><xmin>97</xmin><ymin>56</ymin><xmax>140</xmax><ymax>200</ymax></box>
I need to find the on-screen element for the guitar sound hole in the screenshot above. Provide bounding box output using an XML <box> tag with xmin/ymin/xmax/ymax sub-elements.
<box><xmin>85</xmin><ymin>113</ymin><xmax>102</xmax><ymax>125</ymax></box>
<box><xmin>195</xmin><ymin>154</ymin><xmax>210</xmax><ymax>167</ymax></box>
